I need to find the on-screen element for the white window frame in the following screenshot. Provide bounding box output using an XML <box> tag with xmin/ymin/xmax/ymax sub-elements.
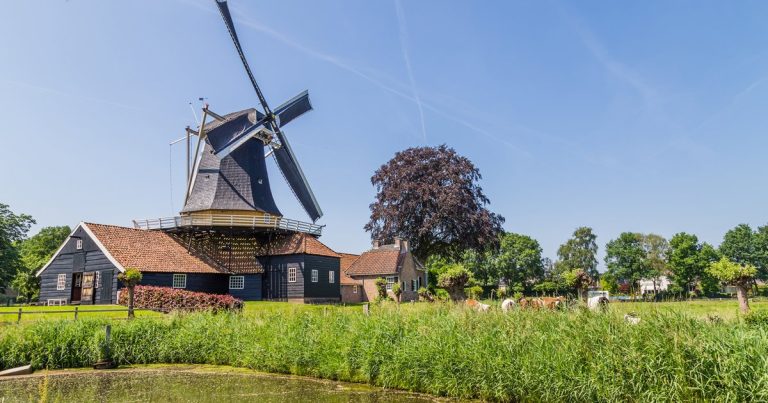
<box><xmin>412</xmin><ymin>279</ymin><xmax>417</xmax><ymax>292</ymax></box>
<box><xmin>229</xmin><ymin>275</ymin><xmax>244</xmax><ymax>290</ymax></box>
<box><xmin>311</xmin><ymin>269</ymin><xmax>318</xmax><ymax>283</ymax></box>
<box><xmin>172</xmin><ymin>274</ymin><xmax>187</xmax><ymax>289</ymax></box>
<box><xmin>329</xmin><ymin>271</ymin><xmax>335</xmax><ymax>284</ymax></box>
<box><xmin>56</xmin><ymin>274</ymin><xmax>66</xmax><ymax>290</ymax></box>
<box><xmin>288</xmin><ymin>267</ymin><xmax>297</xmax><ymax>283</ymax></box>
<box><xmin>95</xmin><ymin>271</ymin><xmax>101</xmax><ymax>289</ymax></box>
<box><xmin>386</xmin><ymin>276</ymin><xmax>397</xmax><ymax>291</ymax></box>
<box><xmin>75</xmin><ymin>239</ymin><xmax>83</xmax><ymax>250</ymax></box>
<box><xmin>353</xmin><ymin>285</ymin><xmax>358</xmax><ymax>294</ymax></box>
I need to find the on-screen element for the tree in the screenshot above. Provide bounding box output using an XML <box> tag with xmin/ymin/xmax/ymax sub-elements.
<box><xmin>753</xmin><ymin>225</ymin><xmax>768</xmax><ymax>280</ymax></box>
<box><xmin>641</xmin><ymin>234</ymin><xmax>669</xmax><ymax>294</ymax></box>
<box><xmin>604</xmin><ymin>232</ymin><xmax>648</xmax><ymax>295</ymax></box>
<box><xmin>491</xmin><ymin>233</ymin><xmax>544</xmax><ymax>293</ymax></box>
<box><xmin>392</xmin><ymin>283</ymin><xmax>402</xmax><ymax>303</ymax></box>
<box><xmin>374</xmin><ymin>277</ymin><xmax>388</xmax><ymax>301</ymax></box>
<box><xmin>562</xmin><ymin>268</ymin><xmax>591</xmax><ymax>302</ymax></box>
<box><xmin>720</xmin><ymin>223</ymin><xmax>768</xmax><ymax>283</ymax></box>
<box><xmin>0</xmin><ymin>204</ymin><xmax>35</xmax><ymax>292</ymax></box>
<box><xmin>118</xmin><ymin>268</ymin><xmax>142</xmax><ymax>319</ymax></box>
<box><xmin>667</xmin><ymin>233</ymin><xmax>717</xmax><ymax>297</ymax></box>
<box><xmin>555</xmin><ymin>227</ymin><xmax>599</xmax><ymax>279</ymax></box>
<box><xmin>437</xmin><ymin>264</ymin><xmax>473</xmax><ymax>301</ymax></box>
<box><xmin>461</xmin><ymin>248</ymin><xmax>496</xmax><ymax>286</ymax></box>
<box><xmin>365</xmin><ymin>145</ymin><xmax>504</xmax><ymax>260</ymax></box>
<box><xmin>12</xmin><ymin>226</ymin><xmax>71</xmax><ymax>302</ymax></box>
<box><xmin>707</xmin><ymin>257</ymin><xmax>756</xmax><ymax>313</ymax></box>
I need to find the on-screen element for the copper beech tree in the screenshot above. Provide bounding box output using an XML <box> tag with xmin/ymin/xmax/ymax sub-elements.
<box><xmin>365</xmin><ymin>145</ymin><xmax>504</xmax><ymax>260</ymax></box>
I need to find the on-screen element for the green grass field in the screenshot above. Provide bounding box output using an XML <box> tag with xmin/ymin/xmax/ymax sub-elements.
<box><xmin>0</xmin><ymin>305</ymin><xmax>162</xmax><ymax>322</ymax></box>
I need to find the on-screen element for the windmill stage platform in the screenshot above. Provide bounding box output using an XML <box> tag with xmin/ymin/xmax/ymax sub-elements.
<box><xmin>132</xmin><ymin>213</ymin><xmax>323</xmax><ymax>236</ymax></box>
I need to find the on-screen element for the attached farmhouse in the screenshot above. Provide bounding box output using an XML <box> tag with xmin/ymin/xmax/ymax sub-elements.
<box><xmin>339</xmin><ymin>253</ymin><xmax>362</xmax><ymax>303</ymax></box>
<box><xmin>37</xmin><ymin>222</ymin><xmax>341</xmax><ymax>305</ymax></box>
<box><xmin>344</xmin><ymin>240</ymin><xmax>425</xmax><ymax>302</ymax></box>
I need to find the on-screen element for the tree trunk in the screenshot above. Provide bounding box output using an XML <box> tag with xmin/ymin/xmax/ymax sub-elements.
<box><xmin>447</xmin><ymin>287</ymin><xmax>465</xmax><ymax>301</ymax></box>
<box><xmin>736</xmin><ymin>285</ymin><xmax>750</xmax><ymax>313</ymax></box>
<box><xmin>128</xmin><ymin>286</ymin><xmax>135</xmax><ymax>319</ymax></box>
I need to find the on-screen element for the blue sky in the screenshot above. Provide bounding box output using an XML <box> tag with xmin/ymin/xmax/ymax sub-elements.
<box><xmin>2</xmin><ymin>1</ymin><xmax>767</xmax><ymax>266</ymax></box>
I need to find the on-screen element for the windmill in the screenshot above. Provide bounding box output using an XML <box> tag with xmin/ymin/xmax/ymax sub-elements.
<box><xmin>178</xmin><ymin>0</ymin><xmax>322</xmax><ymax>227</ymax></box>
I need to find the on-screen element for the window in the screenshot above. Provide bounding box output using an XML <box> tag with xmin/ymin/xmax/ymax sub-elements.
<box><xmin>386</xmin><ymin>276</ymin><xmax>397</xmax><ymax>291</ymax></box>
<box><xmin>288</xmin><ymin>267</ymin><xmax>297</xmax><ymax>283</ymax></box>
<box><xmin>56</xmin><ymin>274</ymin><xmax>66</xmax><ymax>290</ymax></box>
<box><xmin>311</xmin><ymin>269</ymin><xmax>318</xmax><ymax>283</ymax></box>
<box><xmin>95</xmin><ymin>271</ymin><xmax>101</xmax><ymax>289</ymax></box>
<box><xmin>353</xmin><ymin>285</ymin><xmax>358</xmax><ymax>294</ymax></box>
<box><xmin>75</xmin><ymin>239</ymin><xmax>83</xmax><ymax>250</ymax></box>
<box><xmin>229</xmin><ymin>276</ymin><xmax>244</xmax><ymax>290</ymax></box>
<box><xmin>412</xmin><ymin>279</ymin><xmax>417</xmax><ymax>292</ymax></box>
<box><xmin>172</xmin><ymin>274</ymin><xmax>187</xmax><ymax>289</ymax></box>
<box><xmin>329</xmin><ymin>271</ymin><xmax>335</xmax><ymax>284</ymax></box>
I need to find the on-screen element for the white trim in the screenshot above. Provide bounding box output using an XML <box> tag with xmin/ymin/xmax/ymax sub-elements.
<box><xmin>353</xmin><ymin>285</ymin><xmax>358</xmax><ymax>294</ymax></box>
<box><xmin>229</xmin><ymin>275</ymin><xmax>244</xmax><ymax>290</ymax></box>
<box><xmin>75</xmin><ymin>239</ymin><xmax>83</xmax><ymax>250</ymax></box>
<box><xmin>172</xmin><ymin>274</ymin><xmax>187</xmax><ymax>289</ymax></box>
<box><xmin>56</xmin><ymin>274</ymin><xmax>66</xmax><ymax>290</ymax></box>
<box><xmin>311</xmin><ymin>269</ymin><xmax>318</xmax><ymax>283</ymax></box>
<box><xmin>329</xmin><ymin>271</ymin><xmax>335</xmax><ymax>284</ymax></box>
<box><xmin>81</xmin><ymin>223</ymin><xmax>125</xmax><ymax>273</ymax></box>
<box><xmin>35</xmin><ymin>225</ymin><xmax>80</xmax><ymax>277</ymax></box>
<box><xmin>288</xmin><ymin>267</ymin><xmax>297</xmax><ymax>283</ymax></box>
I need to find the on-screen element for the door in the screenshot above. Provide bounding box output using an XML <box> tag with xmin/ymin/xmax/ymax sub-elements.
<box><xmin>80</xmin><ymin>272</ymin><xmax>95</xmax><ymax>305</ymax></box>
<box><xmin>263</xmin><ymin>264</ymin><xmax>287</xmax><ymax>301</ymax></box>
<box><xmin>99</xmin><ymin>270</ymin><xmax>114</xmax><ymax>304</ymax></box>
<box><xmin>71</xmin><ymin>272</ymin><xmax>83</xmax><ymax>302</ymax></box>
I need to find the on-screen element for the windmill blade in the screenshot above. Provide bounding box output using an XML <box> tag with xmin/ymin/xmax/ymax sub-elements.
<box><xmin>209</xmin><ymin>118</ymin><xmax>270</xmax><ymax>158</ymax></box>
<box><xmin>274</xmin><ymin>90</ymin><xmax>312</xmax><ymax>127</ymax></box>
<box><xmin>272</xmin><ymin>130</ymin><xmax>323</xmax><ymax>222</ymax></box>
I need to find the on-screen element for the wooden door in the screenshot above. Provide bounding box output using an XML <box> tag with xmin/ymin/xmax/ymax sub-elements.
<box><xmin>99</xmin><ymin>270</ymin><xmax>113</xmax><ymax>303</ymax></box>
<box><xmin>71</xmin><ymin>273</ymin><xmax>83</xmax><ymax>302</ymax></box>
<box><xmin>80</xmin><ymin>272</ymin><xmax>95</xmax><ymax>304</ymax></box>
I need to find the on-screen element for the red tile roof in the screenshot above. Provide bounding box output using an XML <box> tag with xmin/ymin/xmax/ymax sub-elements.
<box><xmin>346</xmin><ymin>249</ymin><xmax>403</xmax><ymax>276</ymax></box>
<box><xmin>85</xmin><ymin>223</ymin><xmax>222</xmax><ymax>274</ymax></box>
<box><xmin>339</xmin><ymin>253</ymin><xmax>362</xmax><ymax>285</ymax></box>
<box><xmin>268</xmin><ymin>233</ymin><xmax>340</xmax><ymax>258</ymax></box>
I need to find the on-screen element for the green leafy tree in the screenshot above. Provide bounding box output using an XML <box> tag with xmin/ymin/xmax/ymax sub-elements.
<box><xmin>491</xmin><ymin>233</ymin><xmax>544</xmax><ymax>293</ymax></box>
<box><xmin>461</xmin><ymin>248</ymin><xmax>496</xmax><ymax>286</ymax></box>
<box><xmin>599</xmin><ymin>271</ymin><xmax>620</xmax><ymax>294</ymax></box>
<box><xmin>720</xmin><ymin>224</ymin><xmax>768</xmax><ymax>283</ymax></box>
<box><xmin>0</xmin><ymin>204</ymin><xmax>35</xmax><ymax>292</ymax></box>
<box><xmin>374</xmin><ymin>277</ymin><xmax>388</xmax><ymax>300</ymax></box>
<box><xmin>562</xmin><ymin>268</ymin><xmax>591</xmax><ymax>301</ymax></box>
<box><xmin>555</xmin><ymin>227</ymin><xmax>599</xmax><ymax>279</ymax></box>
<box><xmin>667</xmin><ymin>233</ymin><xmax>717</xmax><ymax>296</ymax></box>
<box><xmin>641</xmin><ymin>234</ymin><xmax>669</xmax><ymax>294</ymax></box>
<box><xmin>437</xmin><ymin>264</ymin><xmax>473</xmax><ymax>301</ymax></box>
<box><xmin>392</xmin><ymin>283</ymin><xmax>402</xmax><ymax>303</ymax></box>
<box><xmin>118</xmin><ymin>268</ymin><xmax>142</xmax><ymax>319</ymax></box>
<box><xmin>707</xmin><ymin>257</ymin><xmax>757</xmax><ymax>313</ymax></box>
<box><xmin>12</xmin><ymin>226</ymin><xmax>71</xmax><ymax>302</ymax></box>
<box><xmin>605</xmin><ymin>232</ymin><xmax>648</xmax><ymax>295</ymax></box>
<box><xmin>753</xmin><ymin>225</ymin><xmax>768</xmax><ymax>280</ymax></box>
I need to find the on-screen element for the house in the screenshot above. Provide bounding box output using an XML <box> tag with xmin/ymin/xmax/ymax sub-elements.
<box><xmin>345</xmin><ymin>240</ymin><xmax>425</xmax><ymax>302</ymax></box>
<box><xmin>339</xmin><ymin>253</ymin><xmax>362</xmax><ymax>303</ymax></box>
<box><xmin>37</xmin><ymin>222</ymin><xmax>340</xmax><ymax>305</ymax></box>
<box><xmin>639</xmin><ymin>275</ymin><xmax>671</xmax><ymax>294</ymax></box>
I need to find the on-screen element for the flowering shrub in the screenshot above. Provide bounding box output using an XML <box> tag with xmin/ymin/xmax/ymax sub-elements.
<box><xmin>118</xmin><ymin>285</ymin><xmax>243</xmax><ymax>312</ymax></box>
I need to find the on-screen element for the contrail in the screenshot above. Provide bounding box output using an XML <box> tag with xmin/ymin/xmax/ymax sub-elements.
<box><xmin>394</xmin><ymin>0</ymin><xmax>428</xmax><ymax>144</ymax></box>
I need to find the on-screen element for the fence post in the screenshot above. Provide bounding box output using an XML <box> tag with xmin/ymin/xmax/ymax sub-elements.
<box><xmin>363</xmin><ymin>303</ymin><xmax>369</xmax><ymax>316</ymax></box>
<box><xmin>74</xmin><ymin>306</ymin><xmax>79</xmax><ymax>321</ymax></box>
<box><xmin>17</xmin><ymin>308</ymin><xmax>22</xmax><ymax>323</ymax></box>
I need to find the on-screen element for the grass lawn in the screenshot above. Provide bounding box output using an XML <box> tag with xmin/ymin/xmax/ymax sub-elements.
<box><xmin>0</xmin><ymin>305</ymin><xmax>162</xmax><ymax>322</ymax></box>
<box><xmin>608</xmin><ymin>298</ymin><xmax>768</xmax><ymax>320</ymax></box>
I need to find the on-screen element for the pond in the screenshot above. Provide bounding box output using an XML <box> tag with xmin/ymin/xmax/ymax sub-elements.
<box><xmin>0</xmin><ymin>366</ymin><xmax>449</xmax><ymax>402</ymax></box>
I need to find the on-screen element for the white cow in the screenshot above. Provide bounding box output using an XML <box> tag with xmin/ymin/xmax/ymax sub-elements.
<box><xmin>587</xmin><ymin>295</ymin><xmax>609</xmax><ymax>311</ymax></box>
<box><xmin>501</xmin><ymin>298</ymin><xmax>517</xmax><ymax>313</ymax></box>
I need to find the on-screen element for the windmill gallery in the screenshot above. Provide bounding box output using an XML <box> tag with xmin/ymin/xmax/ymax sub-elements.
<box><xmin>34</xmin><ymin>0</ymin><xmax>426</xmax><ymax>306</ymax></box>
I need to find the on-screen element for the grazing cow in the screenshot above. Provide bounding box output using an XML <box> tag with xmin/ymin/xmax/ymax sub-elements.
<box><xmin>466</xmin><ymin>299</ymin><xmax>491</xmax><ymax>312</ymax></box>
<box><xmin>624</xmin><ymin>313</ymin><xmax>641</xmax><ymax>325</ymax></box>
<box><xmin>501</xmin><ymin>298</ymin><xmax>517</xmax><ymax>312</ymax></box>
<box><xmin>587</xmin><ymin>296</ymin><xmax>609</xmax><ymax>311</ymax></box>
<box><xmin>538</xmin><ymin>297</ymin><xmax>565</xmax><ymax>310</ymax></box>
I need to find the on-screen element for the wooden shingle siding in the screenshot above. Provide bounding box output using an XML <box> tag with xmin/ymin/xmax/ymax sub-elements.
<box><xmin>139</xmin><ymin>273</ymin><xmax>228</xmax><ymax>294</ymax></box>
<box><xmin>259</xmin><ymin>255</ymin><xmax>305</xmax><ymax>301</ymax></box>
<box><xmin>39</xmin><ymin>253</ymin><xmax>74</xmax><ymax>303</ymax></box>
<box><xmin>228</xmin><ymin>274</ymin><xmax>262</xmax><ymax>301</ymax></box>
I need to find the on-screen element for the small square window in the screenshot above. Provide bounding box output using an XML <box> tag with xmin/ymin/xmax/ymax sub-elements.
<box><xmin>56</xmin><ymin>274</ymin><xmax>66</xmax><ymax>290</ymax></box>
<box><xmin>386</xmin><ymin>276</ymin><xmax>397</xmax><ymax>291</ymax></box>
<box><xmin>172</xmin><ymin>274</ymin><xmax>187</xmax><ymax>289</ymax></box>
<box><xmin>229</xmin><ymin>276</ymin><xmax>244</xmax><ymax>290</ymax></box>
<box><xmin>288</xmin><ymin>267</ymin><xmax>297</xmax><ymax>283</ymax></box>
<box><xmin>311</xmin><ymin>270</ymin><xmax>318</xmax><ymax>283</ymax></box>
<box><xmin>76</xmin><ymin>239</ymin><xmax>83</xmax><ymax>250</ymax></box>
<box><xmin>329</xmin><ymin>271</ymin><xmax>335</xmax><ymax>284</ymax></box>
<box><xmin>353</xmin><ymin>285</ymin><xmax>358</xmax><ymax>294</ymax></box>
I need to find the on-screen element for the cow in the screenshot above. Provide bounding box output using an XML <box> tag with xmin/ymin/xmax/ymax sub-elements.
<box><xmin>501</xmin><ymin>298</ymin><xmax>517</xmax><ymax>312</ymax></box>
<box><xmin>466</xmin><ymin>299</ymin><xmax>491</xmax><ymax>312</ymax></box>
<box><xmin>587</xmin><ymin>295</ymin><xmax>609</xmax><ymax>311</ymax></box>
<box><xmin>538</xmin><ymin>296</ymin><xmax>565</xmax><ymax>310</ymax></box>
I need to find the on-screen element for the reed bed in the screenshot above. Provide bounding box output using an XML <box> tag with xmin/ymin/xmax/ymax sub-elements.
<box><xmin>1</xmin><ymin>303</ymin><xmax>766</xmax><ymax>402</ymax></box>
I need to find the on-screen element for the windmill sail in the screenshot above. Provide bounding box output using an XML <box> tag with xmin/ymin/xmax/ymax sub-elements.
<box><xmin>272</xmin><ymin>131</ymin><xmax>323</xmax><ymax>222</ymax></box>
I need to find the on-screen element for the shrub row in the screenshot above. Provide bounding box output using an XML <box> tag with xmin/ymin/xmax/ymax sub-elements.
<box><xmin>118</xmin><ymin>286</ymin><xmax>243</xmax><ymax>312</ymax></box>
<box><xmin>1</xmin><ymin>304</ymin><xmax>767</xmax><ymax>402</ymax></box>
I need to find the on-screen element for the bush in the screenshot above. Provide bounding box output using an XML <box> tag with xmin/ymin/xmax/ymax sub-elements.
<box><xmin>744</xmin><ymin>310</ymin><xmax>768</xmax><ymax>327</ymax></box>
<box><xmin>466</xmin><ymin>285</ymin><xmax>483</xmax><ymax>300</ymax></box>
<box><xmin>118</xmin><ymin>286</ymin><xmax>243</xmax><ymax>312</ymax></box>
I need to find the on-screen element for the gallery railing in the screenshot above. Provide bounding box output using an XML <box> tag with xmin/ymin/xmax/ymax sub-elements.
<box><xmin>132</xmin><ymin>214</ymin><xmax>323</xmax><ymax>236</ymax></box>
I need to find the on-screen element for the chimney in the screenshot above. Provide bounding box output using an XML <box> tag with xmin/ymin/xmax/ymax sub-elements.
<box><xmin>401</xmin><ymin>239</ymin><xmax>409</xmax><ymax>252</ymax></box>
<box><xmin>394</xmin><ymin>238</ymin><xmax>401</xmax><ymax>249</ymax></box>
<box><xmin>372</xmin><ymin>240</ymin><xmax>380</xmax><ymax>249</ymax></box>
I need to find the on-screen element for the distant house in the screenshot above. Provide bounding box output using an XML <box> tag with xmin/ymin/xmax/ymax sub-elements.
<box><xmin>36</xmin><ymin>222</ymin><xmax>340</xmax><ymax>305</ymax></box>
<box><xmin>339</xmin><ymin>253</ymin><xmax>362</xmax><ymax>303</ymax></box>
<box><xmin>345</xmin><ymin>240</ymin><xmax>426</xmax><ymax>302</ymax></box>
<box><xmin>639</xmin><ymin>275</ymin><xmax>671</xmax><ymax>294</ymax></box>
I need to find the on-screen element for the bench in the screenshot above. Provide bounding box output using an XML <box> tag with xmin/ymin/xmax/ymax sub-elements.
<box><xmin>47</xmin><ymin>298</ymin><xmax>67</xmax><ymax>306</ymax></box>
